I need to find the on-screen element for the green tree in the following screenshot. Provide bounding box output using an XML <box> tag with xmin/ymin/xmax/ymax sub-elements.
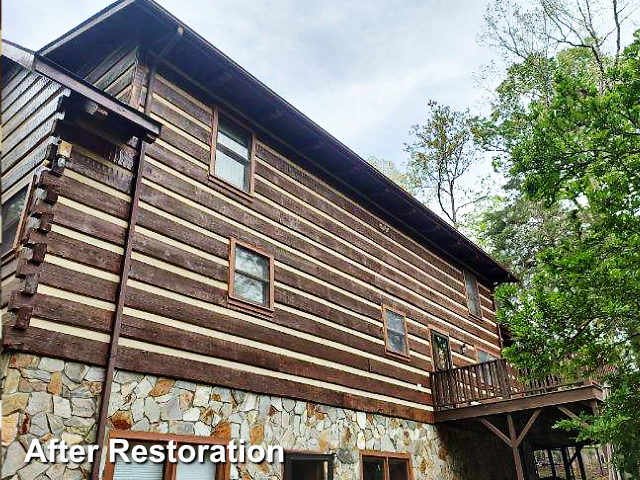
<box><xmin>367</xmin><ymin>157</ymin><xmax>415</xmax><ymax>194</ymax></box>
<box><xmin>473</xmin><ymin>1</ymin><xmax>640</xmax><ymax>475</ymax></box>
<box><xmin>492</xmin><ymin>32</ymin><xmax>640</xmax><ymax>477</ymax></box>
<box><xmin>405</xmin><ymin>101</ymin><xmax>487</xmax><ymax>229</ymax></box>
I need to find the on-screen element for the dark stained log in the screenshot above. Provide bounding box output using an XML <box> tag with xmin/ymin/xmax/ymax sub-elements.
<box><xmin>46</xmin><ymin>232</ymin><xmax>123</xmax><ymax>273</ymax></box>
<box><xmin>32</xmin><ymin>293</ymin><xmax>114</xmax><ymax>333</ymax></box>
<box><xmin>116</xmin><ymin>346</ymin><xmax>434</xmax><ymax>423</ymax></box>
<box><xmin>53</xmin><ymin>204</ymin><xmax>127</xmax><ymax>245</ymax></box>
<box><xmin>67</xmin><ymin>149</ymin><xmax>134</xmax><ymax>194</ymax></box>
<box><xmin>39</xmin><ymin>262</ymin><xmax>118</xmax><ymax>302</ymax></box>
<box><xmin>58</xmin><ymin>175</ymin><xmax>130</xmax><ymax>219</ymax></box>
<box><xmin>138</xmin><ymin>168</ymin><xmax>499</xmax><ymax>347</ymax></box>
<box><xmin>124</xmin><ymin>287</ymin><xmax>431</xmax><ymax>389</ymax></box>
<box><xmin>150</xmin><ymin>99</ymin><xmax>209</xmax><ymax>144</ymax></box>
<box><xmin>2</xmin><ymin>327</ymin><xmax>108</xmax><ymax>366</ymax></box>
<box><xmin>120</xmin><ymin>315</ymin><xmax>430</xmax><ymax>404</ymax></box>
<box><xmin>153</xmin><ymin>77</ymin><xmax>211</xmax><ymax>125</ymax></box>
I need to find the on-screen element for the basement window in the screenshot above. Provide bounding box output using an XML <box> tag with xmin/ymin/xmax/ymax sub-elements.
<box><xmin>463</xmin><ymin>270</ymin><xmax>483</xmax><ymax>319</ymax></box>
<box><xmin>210</xmin><ymin>109</ymin><xmax>256</xmax><ymax>195</ymax></box>
<box><xmin>228</xmin><ymin>238</ymin><xmax>274</xmax><ymax>314</ymax></box>
<box><xmin>382</xmin><ymin>306</ymin><xmax>410</xmax><ymax>359</ymax></box>
<box><xmin>284</xmin><ymin>453</ymin><xmax>333</xmax><ymax>480</ymax></box>
<box><xmin>106</xmin><ymin>434</ymin><xmax>227</xmax><ymax>480</ymax></box>
<box><xmin>362</xmin><ymin>453</ymin><xmax>411</xmax><ymax>480</ymax></box>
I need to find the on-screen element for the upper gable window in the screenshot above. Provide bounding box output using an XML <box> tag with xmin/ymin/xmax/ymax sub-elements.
<box><xmin>382</xmin><ymin>306</ymin><xmax>410</xmax><ymax>359</ymax></box>
<box><xmin>2</xmin><ymin>185</ymin><xmax>29</xmax><ymax>257</ymax></box>
<box><xmin>464</xmin><ymin>270</ymin><xmax>482</xmax><ymax>319</ymax></box>
<box><xmin>210</xmin><ymin>110</ymin><xmax>255</xmax><ymax>194</ymax></box>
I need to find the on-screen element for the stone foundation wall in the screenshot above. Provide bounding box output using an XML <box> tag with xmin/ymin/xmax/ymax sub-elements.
<box><xmin>107</xmin><ymin>371</ymin><xmax>514</xmax><ymax>480</ymax></box>
<box><xmin>1</xmin><ymin>353</ymin><xmax>104</xmax><ymax>480</ymax></box>
<box><xmin>2</xmin><ymin>354</ymin><xmax>515</xmax><ymax>480</ymax></box>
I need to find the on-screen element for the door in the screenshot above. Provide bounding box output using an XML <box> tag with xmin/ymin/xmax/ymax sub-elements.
<box><xmin>431</xmin><ymin>330</ymin><xmax>452</xmax><ymax>371</ymax></box>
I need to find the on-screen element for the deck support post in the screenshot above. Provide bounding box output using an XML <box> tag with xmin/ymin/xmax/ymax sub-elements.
<box><xmin>507</xmin><ymin>413</ymin><xmax>526</xmax><ymax>480</ymax></box>
<box><xmin>576</xmin><ymin>447</ymin><xmax>587</xmax><ymax>480</ymax></box>
<box><xmin>548</xmin><ymin>449</ymin><xmax>557</xmax><ymax>478</ymax></box>
<box><xmin>478</xmin><ymin>409</ymin><xmax>541</xmax><ymax>480</ymax></box>
<box><xmin>561</xmin><ymin>447</ymin><xmax>573</xmax><ymax>479</ymax></box>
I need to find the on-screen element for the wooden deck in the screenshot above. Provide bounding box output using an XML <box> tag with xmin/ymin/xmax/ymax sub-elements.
<box><xmin>432</xmin><ymin>359</ymin><xmax>605</xmax><ymax>422</ymax></box>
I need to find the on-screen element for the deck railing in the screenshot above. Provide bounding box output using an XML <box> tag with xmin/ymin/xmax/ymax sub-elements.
<box><xmin>432</xmin><ymin>359</ymin><xmax>598</xmax><ymax>410</ymax></box>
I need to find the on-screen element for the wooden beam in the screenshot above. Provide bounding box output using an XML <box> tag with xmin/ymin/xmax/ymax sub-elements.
<box><xmin>479</xmin><ymin>418</ymin><xmax>511</xmax><ymax>446</ymax></box>
<box><xmin>507</xmin><ymin>413</ymin><xmax>526</xmax><ymax>480</ymax></box>
<box><xmin>558</xmin><ymin>405</ymin><xmax>590</xmax><ymax>428</ymax></box>
<box><xmin>561</xmin><ymin>447</ymin><xmax>574</xmax><ymax>480</ymax></box>
<box><xmin>558</xmin><ymin>406</ymin><xmax>579</xmax><ymax>420</ymax></box>
<box><xmin>548</xmin><ymin>449</ymin><xmax>557</xmax><ymax>478</ymax></box>
<box><xmin>576</xmin><ymin>447</ymin><xmax>587</xmax><ymax>480</ymax></box>
<box><xmin>436</xmin><ymin>385</ymin><xmax>603</xmax><ymax>422</ymax></box>
<box><xmin>516</xmin><ymin>408</ymin><xmax>542</xmax><ymax>446</ymax></box>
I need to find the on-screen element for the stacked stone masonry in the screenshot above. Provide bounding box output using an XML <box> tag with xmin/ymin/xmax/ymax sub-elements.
<box><xmin>1</xmin><ymin>354</ymin><xmax>103</xmax><ymax>480</ymax></box>
<box><xmin>2</xmin><ymin>354</ymin><xmax>513</xmax><ymax>480</ymax></box>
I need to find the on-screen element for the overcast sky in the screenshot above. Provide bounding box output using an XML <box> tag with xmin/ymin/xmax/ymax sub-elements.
<box><xmin>4</xmin><ymin>0</ymin><xmax>500</xmax><ymax>166</ymax></box>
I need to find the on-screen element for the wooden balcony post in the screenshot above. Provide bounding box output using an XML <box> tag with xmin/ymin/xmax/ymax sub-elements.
<box><xmin>548</xmin><ymin>449</ymin><xmax>557</xmax><ymax>478</ymax></box>
<box><xmin>576</xmin><ymin>446</ymin><xmax>587</xmax><ymax>480</ymax></box>
<box><xmin>498</xmin><ymin>360</ymin><xmax>512</xmax><ymax>398</ymax></box>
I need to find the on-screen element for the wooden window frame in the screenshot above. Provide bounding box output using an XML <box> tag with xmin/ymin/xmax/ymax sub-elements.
<box><xmin>208</xmin><ymin>106</ymin><xmax>257</xmax><ymax>201</ymax></box>
<box><xmin>102</xmin><ymin>430</ymin><xmax>230</xmax><ymax>480</ymax></box>
<box><xmin>463</xmin><ymin>270</ymin><xmax>483</xmax><ymax>320</ymax></box>
<box><xmin>283</xmin><ymin>451</ymin><xmax>334</xmax><ymax>480</ymax></box>
<box><xmin>360</xmin><ymin>451</ymin><xmax>413</xmax><ymax>480</ymax></box>
<box><xmin>228</xmin><ymin>237</ymin><xmax>275</xmax><ymax>316</ymax></box>
<box><xmin>1</xmin><ymin>178</ymin><xmax>36</xmax><ymax>261</ymax></box>
<box><xmin>381</xmin><ymin>305</ymin><xmax>410</xmax><ymax>360</ymax></box>
<box><xmin>428</xmin><ymin>327</ymin><xmax>453</xmax><ymax>372</ymax></box>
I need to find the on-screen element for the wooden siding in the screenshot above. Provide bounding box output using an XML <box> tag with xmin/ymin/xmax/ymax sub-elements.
<box><xmin>3</xmin><ymin>54</ymin><xmax>502</xmax><ymax>423</ymax></box>
<box><xmin>1</xmin><ymin>66</ymin><xmax>67</xmax><ymax>193</ymax></box>
<box><xmin>77</xmin><ymin>43</ymin><xmax>140</xmax><ymax>104</ymax></box>
<box><xmin>1</xmin><ymin>64</ymin><xmax>70</xmax><ymax>282</ymax></box>
<box><xmin>127</xmin><ymin>67</ymin><xmax>500</xmax><ymax>419</ymax></box>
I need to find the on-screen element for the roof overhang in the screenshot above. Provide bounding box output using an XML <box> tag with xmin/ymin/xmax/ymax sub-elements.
<box><xmin>3</xmin><ymin>39</ymin><xmax>161</xmax><ymax>143</ymax></box>
<box><xmin>37</xmin><ymin>0</ymin><xmax>517</xmax><ymax>285</ymax></box>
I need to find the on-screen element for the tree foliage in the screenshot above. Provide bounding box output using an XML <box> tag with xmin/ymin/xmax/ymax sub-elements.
<box><xmin>480</xmin><ymin>16</ymin><xmax>640</xmax><ymax>476</ymax></box>
<box><xmin>405</xmin><ymin>101</ymin><xmax>487</xmax><ymax>228</ymax></box>
<box><xmin>367</xmin><ymin>156</ymin><xmax>415</xmax><ymax>194</ymax></box>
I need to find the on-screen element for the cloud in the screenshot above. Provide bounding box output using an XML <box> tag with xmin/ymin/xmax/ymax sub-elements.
<box><xmin>1</xmin><ymin>0</ymin><xmax>579</xmax><ymax>164</ymax></box>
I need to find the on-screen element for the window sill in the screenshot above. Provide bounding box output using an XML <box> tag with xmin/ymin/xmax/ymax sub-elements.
<box><xmin>1</xmin><ymin>248</ymin><xmax>19</xmax><ymax>264</ymax></box>
<box><xmin>207</xmin><ymin>174</ymin><xmax>254</xmax><ymax>203</ymax></box>
<box><xmin>468</xmin><ymin>312</ymin><xmax>484</xmax><ymax>323</ymax></box>
<box><xmin>384</xmin><ymin>348</ymin><xmax>411</xmax><ymax>362</ymax></box>
<box><xmin>227</xmin><ymin>296</ymin><xmax>274</xmax><ymax>319</ymax></box>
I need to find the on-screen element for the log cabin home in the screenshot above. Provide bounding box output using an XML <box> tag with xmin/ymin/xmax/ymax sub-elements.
<box><xmin>1</xmin><ymin>2</ymin><xmax>610</xmax><ymax>479</ymax></box>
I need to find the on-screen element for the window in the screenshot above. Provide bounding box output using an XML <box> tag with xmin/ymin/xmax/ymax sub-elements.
<box><xmin>284</xmin><ymin>453</ymin><xmax>333</xmax><ymax>480</ymax></box>
<box><xmin>111</xmin><ymin>442</ymin><xmax>165</xmax><ymax>480</ymax></box>
<box><xmin>477</xmin><ymin>349</ymin><xmax>499</xmax><ymax>386</ymax></box>
<box><xmin>104</xmin><ymin>433</ymin><xmax>228</xmax><ymax>480</ymax></box>
<box><xmin>2</xmin><ymin>185</ymin><xmax>30</xmax><ymax>257</ymax></box>
<box><xmin>362</xmin><ymin>453</ymin><xmax>411</xmax><ymax>480</ymax></box>
<box><xmin>210</xmin><ymin>110</ymin><xmax>255</xmax><ymax>194</ymax></box>
<box><xmin>430</xmin><ymin>330</ymin><xmax>452</xmax><ymax>371</ymax></box>
<box><xmin>228</xmin><ymin>238</ymin><xmax>274</xmax><ymax>313</ymax></box>
<box><xmin>382</xmin><ymin>306</ymin><xmax>409</xmax><ymax>359</ymax></box>
<box><xmin>463</xmin><ymin>270</ymin><xmax>482</xmax><ymax>319</ymax></box>
<box><xmin>477</xmin><ymin>349</ymin><xmax>498</xmax><ymax>364</ymax></box>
